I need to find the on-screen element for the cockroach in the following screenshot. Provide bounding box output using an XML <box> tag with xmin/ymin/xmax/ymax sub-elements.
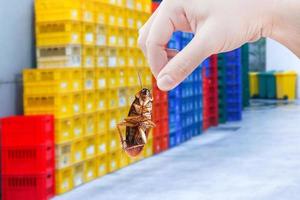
<box><xmin>117</xmin><ymin>73</ymin><xmax>156</xmax><ymax>157</ymax></box>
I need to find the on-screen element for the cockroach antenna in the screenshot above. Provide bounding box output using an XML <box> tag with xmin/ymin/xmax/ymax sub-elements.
<box><xmin>137</xmin><ymin>70</ymin><xmax>143</xmax><ymax>90</ymax></box>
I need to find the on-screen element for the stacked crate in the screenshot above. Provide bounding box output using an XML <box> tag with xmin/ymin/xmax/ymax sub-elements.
<box><xmin>241</xmin><ymin>44</ymin><xmax>250</xmax><ymax>107</ymax></box>
<box><xmin>29</xmin><ymin>0</ymin><xmax>153</xmax><ymax>195</ymax></box>
<box><xmin>217</xmin><ymin>54</ymin><xmax>227</xmax><ymax>123</ymax></box>
<box><xmin>222</xmin><ymin>49</ymin><xmax>243</xmax><ymax>121</ymax></box>
<box><xmin>168</xmin><ymin>32</ymin><xmax>203</xmax><ymax>147</ymax></box>
<box><xmin>152</xmin><ymin>81</ymin><xmax>169</xmax><ymax>154</ymax></box>
<box><xmin>0</xmin><ymin>116</ymin><xmax>55</xmax><ymax>200</ymax></box>
<box><xmin>202</xmin><ymin>55</ymin><xmax>218</xmax><ymax>130</ymax></box>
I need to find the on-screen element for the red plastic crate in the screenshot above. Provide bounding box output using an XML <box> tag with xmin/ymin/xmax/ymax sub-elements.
<box><xmin>153</xmin><ymin>137</ymin><xmax>162</xmax><ymax>154</ymax></box>
<box><xmin>160</xmin><ymin>103</ymin><xmax>169</xmax><ymax>119</ymax></box>
<box><xmin>152</xmin><ymin>2</ymin><xmax>160</xmax><ymax>12</ymax></box>
<box><xmin>160</xmin><ymin>136</ymin><xmax>169</xmax><ymax>151</ymax></box>
<box><xmin>160</xmin><ymin>119</ymin><xmax>169</xmax><ymax>136</ymax></box>
<box><xmin>153</xmin><ymin>121</ymin><xmax>160</xmax><ymax>138</ymax></box>
<box><xmin>0</xmin><ymin>115</ymin><xmax>54</xmax><ymax>146</ymax></box>
<box><xmin>1</xmin><ymin>143</ymin><xmax>54</xmax><ymax>174</ymax></box>
<box><xmin>2</xmin><ymin>170</ymin><xmax>54</xmax><ymax>200</ymax></box>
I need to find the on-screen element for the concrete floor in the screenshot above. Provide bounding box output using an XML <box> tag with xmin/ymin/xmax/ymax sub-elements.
<box><xmin>55</xmin><ymin>100</ymin><xmax>300</xmax><ymax>200</ymax></box>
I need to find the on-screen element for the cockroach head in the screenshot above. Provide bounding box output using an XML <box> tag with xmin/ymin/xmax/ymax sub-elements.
<box><xmin>140</xmin><ymin>88</ymin><xmax>151</xmax><ymax>98</ymax></box>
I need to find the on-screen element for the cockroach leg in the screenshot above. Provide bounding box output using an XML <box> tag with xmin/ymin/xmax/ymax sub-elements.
<box><xmin>138</xmin><ymin>127</ymin><xmax>147</xmax><ymax>144</ymax></box>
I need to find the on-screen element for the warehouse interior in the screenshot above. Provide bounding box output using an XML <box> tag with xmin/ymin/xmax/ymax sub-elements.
<box><xmin>0</xmin><ymin>0</ymin><xmax>299</xmax><ymax>200</ymax></box>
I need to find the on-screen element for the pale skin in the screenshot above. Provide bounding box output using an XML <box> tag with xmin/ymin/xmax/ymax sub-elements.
<box><xmin>138</xmin><ymin>0</ymin><xmax>300</xmax><ymax>91</ymax></box>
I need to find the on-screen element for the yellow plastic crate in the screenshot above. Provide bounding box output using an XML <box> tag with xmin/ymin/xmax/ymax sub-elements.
<box><xmin>107</xmin><ymin>48</ymin><xmax>117</xmax><ymax>67</ymax></box>
<box><xmin>96</xmin><ymin>155</ymin><xmax>108</xmax><ymax>177</ymax></box>
<box><xmin>82</xmin><ymin>23</ymin><xmax>96</xmax><ymax>46</ymax></box>
<box><xmin>73</xmin><ymin>115</ymin><xmax>84</xmax><ymax>139</ymax></box>
<box><xmin>119</xmin><ymin>107</ymin><xmax>128</xmax><ymax>120</ymax></box>
<box><xmin>96</xmin><ymin>134</ymin><xmax>108</xmax><ymax>155</ymax></box>
<box><xmin>95</xmin><ymin>68</ymin><xmax>107</xmax><ymax>90</ymax></box>
<box><xmin>72</xmin><ymin>140</ymin><xmax>85</xmax><ymax>164</ymax></box>
<box><xmin>107</xmin><ymin>89</ymin><xmax>119</xmax><ymax>110</ymax></box>
<box><xmin>73</xmin><ymin>162</ymin><xmax>85</xmax><ymax>187</ymax></box>
<box><xmin>96</xmin><ymin>47</ymin><xmax>107</xmax><ymax>68</ymax></box>
<box><xmin>127</xmin><ymin>49</ymin><xmax>136</xmax><ymax>67</ymax></box>
<box><xmin>126</xmin><ymin>29</ymin><xmax>138</xmax><ymax>48</ymax></box>
<box><xmin>142</xmin><ymin>67</ymin><xmax>153</xmax><ymax>86</ymax></box>
<box><xmin>275</xmin><ymin>71</ymin><xmax>297</xmax><ymax>100</ymax></box>
<box><xmin>83</xmin><ymin>92</ymin><xmax>96</xmax><ymax>113</ymax></box>
<box><xmin>107</xmin><ymin>109</ymin><xmax>119</xmax><ymax>130</ymax></box>
<box><xmin>23</xmin><ymin>69</ymin><xmax>73</xmax><ymax>95</ymax></box>
<box><xmin>35</xmin><ymin>8</ymin><xmax>82</xmax><ymax>22</ymax></box>
<box><xmin>107</xmin><ymin>69</ymin><xmax>118</xmax><ymax>88</ymax></box>
<box><xmin>119</xmin><ymin>68</ymin><xmax>127</xmax><ymax>87</ymax></box>
<box><xmin>118</xmin><ymin>88</ymin><xmax>128</xmax><ymax>108</ymax></box>
<box><xmin>84</xmin><ymin>159</ymin><xmax>97</xmax><ymax>182</ymax></box>
<box><xmin>125</xmin><ymin>0</ymin><xmax>135</xmax><ymax>9</ymax></box>
<box><xmin>83</xmin><ymin>113</ymin><xmax>97</xmax><ymax>136</ymax></box>
<box><xmin>117</xmin><ymin>48</ymin><xmax>126</xmax><ymax>67</ymax></box>
<box><xmin>142</xmin><ymin>0</ymin><xmax>152</xmax><ymax>13</ymax></box>
<box><xmin>127</xmin><ymin>69</ymin><xmax>139</xmax><ymax>87</ymax></box>
<box><xmin>24</xmin><ymin>93</ymin><xmax>73</xmax><ymax>118</ymax></box>
<box><xmin>84</xmin><ymin>136</ymin><xmax>97</xmax><ymax>159</ymax></box>
<box><xmin>95</xmin><ymin>90</ymin><xmax>107</xmax><ymax>111</ymax></box>
<box><xmin>117</xmin><ymin>8</ymin><xmax>126</xmax><ymax>28</ymax></box>
<box><xmin>126</xmin><ymin>10</ymin><xmax>136</xmax><ymax>29</ymax></box>
<box><xmin>55</xmin><ymin>117</ymin><xmax>73</xmax><ymax>144</ymax></box>
<box><xmin>95</xmin><ymin>2</ymin><xmax>109</xmax><ymax>25</ymax></box>
<box><xmin>83</xmin><ymin>69</ymin><xmax>95</xmax><ymax>90</ymax></box>
<box><xmin>96</xmin><ymin>111</ymin><xmax>108</xmax><ymax>135</ymax></box>
<box><xmin>107</xmin><ymin>27</ymin><xmax>123</xmax><ymax>47</ymax></box>
<box><xmin>36</xmin><ymin>22</ymin><xmax>82</xmax><ymax>46</ymax></box>
<box><xmin>107</xmin><ymin>130</ymin><xmax>121</xmax><ymax>152</ymax></box>
<box><xmin>95</xmin><ymin>25</ymin><xmax>107</xmax><ymax>46</ymax></box>
<box><xmin>107</xmin><ymin>5</ymin><xmax>118</xmax><ymax>27</ymax></box>
<box><xmin>82</xmin><ymin>0</ymin><xmax>96</xmax><ymax>23</ymax></box>
<box><xmin>35</xmin><ymin>0</ymin><xmax>83</xmax><ymax>9</ymax></box>
<box><xmin>144</xmin><ymin>138</ymin><xmax>153</xmax><ymax>158</ymax></box>
<box><xmin>72</xmin><ymin>92</ymin><xmax>83</xmax><ymax>116</ymax></box>
<box><xmin>55</xmin><ymin>167</ymin><xmax>74</xmax><ymax>195</ymax></box>
<box><xmin>82</xmin><ymin>46</ymin><xmax>96</xmax><ymax>68</ymax></box>
<box><xmin>56</xmin><ymin>143</ymin><xmax>73</xmax><ymax>169</ymax></box>
<box><xmin>136</xmin><ymin>49</ymin><xmax>146</xmax><ymax>67</ymax></box>
<box><xmin>107</xmin><ymin>150</ymin><xmax>120</xmax><ymax>173</ymax></box>
<box><xmin>119</xmin><ymin>150</ymin><xmax>129</xmax><ymax>168</ymax></box>
<box><xmin>37</xmin><ymin>45</ymin><xmax>81</xmax><ymax>68</ymax></box>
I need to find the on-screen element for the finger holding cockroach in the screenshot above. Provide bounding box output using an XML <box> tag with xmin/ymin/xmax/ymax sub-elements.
<box><xmin>117</xmin><ymin>87</ymin><xmax>156</xmax><ymax>158</ymax></box>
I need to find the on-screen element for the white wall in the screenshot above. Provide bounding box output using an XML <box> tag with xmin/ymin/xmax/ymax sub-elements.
<box><xmin>266</xmin><ymin>39</ymin><xmax>300</xmax><ymax>99</ymax></box>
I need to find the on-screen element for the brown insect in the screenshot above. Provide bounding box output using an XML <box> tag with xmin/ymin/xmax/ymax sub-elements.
<box><xmin>117</xmin><ymin>82</ymin><xmax>156</xmax><ymax>157</ymax></box>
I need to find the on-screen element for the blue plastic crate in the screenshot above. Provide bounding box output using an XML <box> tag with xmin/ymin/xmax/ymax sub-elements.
<box><xmin>227</xmin><ymin>112</ymin><xmax>242</xmax><ymax>121</ymax></box>
<box><xmin>223</xmin><ymin>48</ymin><xmax>242</xmax><ymax>65</ymax></box>
<box><xmin>168</xmin><ymin>86</ymin><xmax>180</xmax><ymax>98</ymax></box>
<box><xmin>168</xmin><ymin>32</ymin><xmax>182</xmax><ymax>50</ymax></box>
<box><xmin>168</xmin><ymin>97</ymin><xmax>180</xmax><ymax>112</ymax></box>
<box><xmin>169</xmin><ymin>112</ymin><xmax>181</xmax><ymax>133</ymax></box>
<box><xmin>169</xmin><ymin>133</ymin><xmax>177</xmax><ymax>148</ymax></box>
<box><xmin>181</xmin><ymin>32</ymin><xmax>194</xmax><ymax>49</ymax></box>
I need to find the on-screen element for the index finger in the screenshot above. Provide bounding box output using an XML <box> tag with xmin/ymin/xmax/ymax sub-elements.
<box><xmin>145</xmin><ymin>4</ymin><xmax>174</xmax><ymax>78</ymax></box>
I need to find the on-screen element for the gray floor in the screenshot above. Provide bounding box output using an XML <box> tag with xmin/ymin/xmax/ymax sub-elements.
<box><xmin>55</xmin><ymin>100</ymin><xmax>300</xmax><ymax>200</ymax></box>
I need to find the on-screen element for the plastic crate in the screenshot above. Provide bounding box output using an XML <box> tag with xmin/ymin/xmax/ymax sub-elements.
<box><xmin>107</xmin><ymin>109</ymin><xmax>119</xmax><ymax>130</ymax></box>
<box><xmin>83</xmin><ymin>69</ymin><xmax>95</xmax><ymax>90</ymax></box>
<box><xmin>2</xmin><ymin>171</ymin><xmax>54</xmax><ymax>200</ymax></box>
<box><xmin>107</xmin><ymin>151</ymin><xmax>120</xmax><ymax>173</ymax></box>
<box><xmin>73</xmin><ymin>115</ymin><xmax>84</xmax><ymax>139</ymax></box>
<box><xmin>96</xmin><ymin>155</ymin><xmax>108</xmax><ymax>177</ymax></box>
<box><xmin>153</xmin><ymin>137</ymin><xmax>162</xmax><ymax>154</ymax></box>
<box><xmin>55</xmin><ymin>117</ymin><xmax>73</xmax><ymax>144</ymax></box>
<box><xmin>84</xmin><ymin>136</ymin><xmax>96</xmax><ymax>160</ymax></box>
<box><xmin>37</xmin><ymin>45</ymin><xmax>81</xmax><ymax>68</ymax></box>
<box><xmin>144</xmin><ymin>138</ymin><xmax>153</xmax><ymax>157</ymax></box>
<box><xmin>0</xmin><ymin>115</ymin><xmax>54</xmax><ymax>146</ymax></box>
<box><xmin>83</xmin><ymin>113</ymin><xmax>96</xmax><ymax>136</ymax></box>
<box><xmin>95</xmin><ymin>90</ymin><xmax>107</xmax><ymax>111</ymax></box>
<box><xmin>55</xmin><ymin>167</ymin><xmax>73</xmax><ymax>195</ymax></box>
<box><xmin>56</xmin><ymin>143</ymin><xmax>72</xmax><ymax>169</ymax></box>
<box><xmin>96</xmin><ymin>111</ymin><xmax>107</xmax><ymax>135</ymax></box>
<box><xmin>95</xmin><ymin>47</ymin><xmax>107</xmax><ymax>68</ymax></box>
<box><xmin>72</xmin><ymin>140</ymin><xmax>85</xmax><ymax>164</ymax></box>
<box><xmin>23</xmin><ymin>69</ymin><xmax>83</xmax><ymax>95</ymax></box>
<box><xmin>84</xmin><ymin>159</ymin><xmax>97</xmax><ymax>183</ymax></box>
<box><xmin>73</xmin><ymin>163</ymin><xmax>85</xmax><ymax>187</ymax></box>
<box><xmin>119</xmin><ymin>150</ymin><xmax>129</xmax><ymax>168</ymax></box>
<box><xmin>36</xmin><ymin>21</ymin><xmax>82</xmax><ymax>46</ymax></box>
<box><xmin>107</xmin><ymin>131</ymin><xmax>121</xmax><ymax>152</ymax></box>
<box><xmin>96</xmin><ymin>134</ymin><xmax>108</xmax><ymax>156</ymax></box>
<box><xmin>160</xmin><ymin>136</ymin><xmax>169</xmax><ymax>151</ymax></box>
<box><xmin>1</xmin><ymin>143</ymin><xmax>54</xmax><ymax>175</ymax></box>
<box><xmin>83</xmin><ymin>92</ymin><xmax>96</xmax><ymax>114</ymax></box>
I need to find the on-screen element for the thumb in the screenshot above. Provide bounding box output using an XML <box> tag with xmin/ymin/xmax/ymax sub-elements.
<box><xmin>157</xmin><ymin>24</ymin><xmax>216</xmax><ymax>91</ymax></box>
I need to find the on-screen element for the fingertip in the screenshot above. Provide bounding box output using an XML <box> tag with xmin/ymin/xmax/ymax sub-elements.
<box><xmin>157</xmin><ymin>73</ymin><xmax>176</xmax><ymax>91</ymax></box>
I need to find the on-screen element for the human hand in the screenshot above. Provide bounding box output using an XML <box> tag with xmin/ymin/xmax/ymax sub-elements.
<box><xmin>138</xmin><ymin>0</ymin><xmax>300</xmax><ymax>91</ymax></box>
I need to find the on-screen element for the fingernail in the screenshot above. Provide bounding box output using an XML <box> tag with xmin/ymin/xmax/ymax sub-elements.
<box><xmin>157</xmin><ymin>74</ymin><xmax>174</xmax><ymax>91</ymax></box>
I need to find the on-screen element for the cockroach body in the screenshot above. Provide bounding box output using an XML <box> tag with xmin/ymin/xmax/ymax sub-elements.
<box><xmin>117</xmin><ymin>88</ymin><xmax>156</xmax><ymax>157</ymax></box>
